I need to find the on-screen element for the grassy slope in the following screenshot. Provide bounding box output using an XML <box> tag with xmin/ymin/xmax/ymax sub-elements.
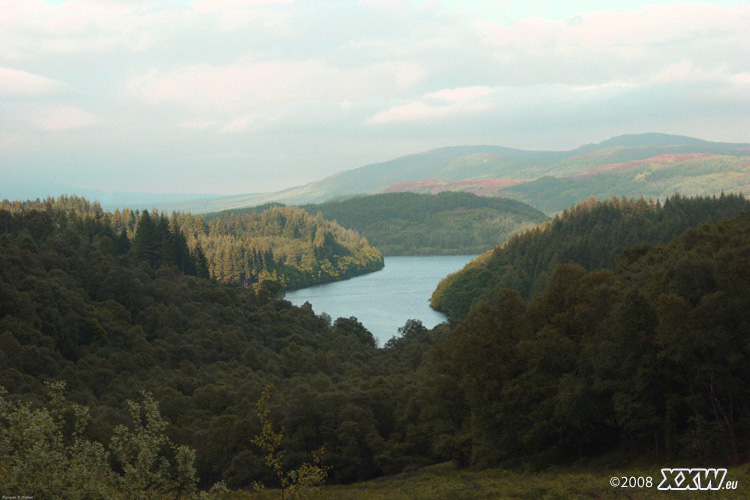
<box><xmin>229</xmin><ymin>462</ymin><xmax>750</xmax><ymax>500</ymax></box>
<box><xmin>325</xmin><ymin>464</ymin><xmax>750</xmax><ymax>500</ymax></box>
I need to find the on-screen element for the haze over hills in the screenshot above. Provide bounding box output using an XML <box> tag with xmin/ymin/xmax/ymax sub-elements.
<box><xmin>13</xmin><ymin>133</ymin><xmax>749</xmax><ymax>215</ymax></box>
<box><xmin>145</xmin><ymin>133</ymin><xmax>750</xmax><ymax>215</ymax></box>
<box><xmin>5</xmin><ymin>181</ymin><xmax>226</xmax><ymax>213</ymax></box>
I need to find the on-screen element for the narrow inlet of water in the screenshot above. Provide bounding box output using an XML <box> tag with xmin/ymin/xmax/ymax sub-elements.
<box><xmin>285</xmin><ymin>254</ymin><xmax>477</xmax><ymax>345</ymax></box>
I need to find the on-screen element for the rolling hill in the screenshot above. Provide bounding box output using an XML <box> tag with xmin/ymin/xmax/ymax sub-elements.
<box><xmin>206</xmin><ymin>192</ymin><xmax>549</xmax><ymax>255</ymax></box>
<box><xmin>299</xmin><ymin>192</ymin><xmax>549</xmax><ymax>255</ymax></box>
<box><xmin>430</xmin><ymin>193</ymin><xmax>750</xmax><ymax>322</ymax></box>
<box><xmin>153</xmin><ymin>133</ymin><xmax>750</xmax><ymax>215</ymax></box>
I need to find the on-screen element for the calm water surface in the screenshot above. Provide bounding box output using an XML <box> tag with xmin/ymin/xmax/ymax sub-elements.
<box><xmin>285</xmin><ymin>255</ymin><xmax>478</xmax><ymax>345</ymax></box>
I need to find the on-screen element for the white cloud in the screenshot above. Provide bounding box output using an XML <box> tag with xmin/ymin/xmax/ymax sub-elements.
<box><xmin>27</xmin><ymin>105</ymin><xmax>103</xmax><ymax>131</ymax></box>
<box><xmin>367</xmin><ymin>95</ymin><xmax>495</xmax><ymax>125</ymax></box>
<box><xmin>124</xmin><ymin>58</ymin><xmax>428</xmax><ymax>131</ymax></box>
<box><xmin>220</xmin><ymin>115</ymin><xmax>259</xmax><ymax>134</ymax></box>
<box><xmin>192</xmin><ymin>0</ymin><xmax>294</xmax><ymax>12</ymax></box>
<box><xmin>2</xmin><ymin>0</ymin><xmax>750</xmax><ymax>197</ymax></box>
<box><xmin>0</xmin><ymin>66</ymin><xmax>72</xmax><ymax>97</ymax></box>
<box><xmin>471</xmin><ymin>3</ymin><xmax>750</xmax><ymax>87</ymax></box>
<box><xmin>650</xmin><ymin>61</ymin><xmax>726</xmax><ymax>85</ymax></box>
<box><xmin>425</xmin><ymin>86</ymin><xmax>494</xmax><ymax>102</ymax></box>
<box><xmin>175</xmin><ymin>120</ymin><xmax>218</xmax><ymax>130</ymax></box>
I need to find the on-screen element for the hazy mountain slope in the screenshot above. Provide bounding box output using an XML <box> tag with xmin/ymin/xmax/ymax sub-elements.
<box><xmin>153</xmin><ymin>133</ymin><xmax>750</xmax><ymax>214</ymax></box>
<box><xmin>162</xmin><ymin>145</ymin><xmax>567</xmax><ymax>213</ymax></box>
<box><xmin>499</xmin><ymin>154</ymin><xmax>750</xmax><ymax>213</ymax></box>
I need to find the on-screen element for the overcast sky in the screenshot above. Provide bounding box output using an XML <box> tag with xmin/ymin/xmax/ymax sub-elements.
<box><xmin>2</xmin><ymin>0</ymin><xmax>750</xmax><ymax>199</ymax></box>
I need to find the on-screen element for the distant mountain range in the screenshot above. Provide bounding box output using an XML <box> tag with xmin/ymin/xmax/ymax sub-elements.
<box><xmin>84</xmin><ymin>133</ymin><xmax>750</xmax><ymax>214</ymax></box>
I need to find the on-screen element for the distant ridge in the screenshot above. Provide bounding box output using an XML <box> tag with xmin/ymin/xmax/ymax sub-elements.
<box><xmin>135</xmin><ymin>133</ymin><xmax>750</xmax><ymax>214</ymax></box>
<box><xmin>592</xmin><ymin>132</ymin><xmax>747</xmax><ymax>148</ymax></box>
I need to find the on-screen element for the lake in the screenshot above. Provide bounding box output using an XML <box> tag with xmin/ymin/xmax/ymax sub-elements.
<box><xmin>285</xmin><ymin>254</ymin><xmax>478</xmax><ymax>345</ymax></box>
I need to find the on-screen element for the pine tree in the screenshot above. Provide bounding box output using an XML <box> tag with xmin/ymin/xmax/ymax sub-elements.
<box><xmin>133</xmin><ymin>210</ymin><xmax>158</xmax><ymax>270</ymax></box>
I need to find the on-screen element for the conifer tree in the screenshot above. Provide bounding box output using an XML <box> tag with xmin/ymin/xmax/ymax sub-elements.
<box><xmin>133</xmin><ymin>210</ymin><xmax>158</xmax><ymax>270</ymax></box>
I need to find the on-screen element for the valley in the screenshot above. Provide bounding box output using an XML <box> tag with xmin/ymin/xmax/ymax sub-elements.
<box><xmin>4</xmin><ymin>135</ymin><xmax>750</xmax><ymax>499</ymax></box>
<box><xmin>5</xmin><ymin>0</ymin><xmax>750</xmax><ymax>496</ymax></box>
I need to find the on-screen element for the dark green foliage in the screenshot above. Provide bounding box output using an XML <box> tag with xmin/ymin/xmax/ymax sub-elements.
<box><xmin>0</xmin><ymin>197</ymin><xmax>436</xmax><ymax>489</ymax></box>
<box><xmin>430</xmin><ymin>209</ymin><xmax>750</xmax><ymax>467</ymax></box>
<box><xmin>6</xmin><ymin>192</ymin><xmax>750</xmax><ymax>490</ymax></box>
<box><xmin>252</xmin><ymin>385</ymin><xmax>330</xmax><ymax>498</ymax></box>
<box><xmin>432</xmin><ymin>193</ymin><xmax>750</xmax><ymax>322</ymax></box>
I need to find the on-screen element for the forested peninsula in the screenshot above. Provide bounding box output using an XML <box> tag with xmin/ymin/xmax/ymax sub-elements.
<box><xmin>176</xmin><ymin>205</ymin><xmax>384</xmax><ymax>289</ymax></box>
<box><xmin>0</xmin><ymin>197</ymin><xmax>383</xmax><ymax>291</ymax></box>
<box><xmin>0</xmin><ymin>196</ymin><xmax>418</xmax><ymax>493</ymax></box>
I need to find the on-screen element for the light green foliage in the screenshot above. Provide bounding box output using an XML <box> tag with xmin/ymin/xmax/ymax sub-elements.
<box><xmin>0</xmin><ymin>381</ymin><xmax>112</xmax><ymax>499</ymax></box>
<box><xmin>252</xmin><ymin>386</ymin><xmax>330</xmax><ymax>500</ymax></box>
<box><xmin>0</xmin><ymin>383</ymin><xmax>226</xmax><ymax>499</ymax></box>
<box><xmin>178</xmin><ymin>205</ymin><xmax>384</xmax><ymax>288</ymax></box>
<box><xmin>503</xmin><ymin>153</ymin><xmax>750</xmax><ymax>214</ymax></box>
<box><xmin>108</xmin><ymin>390</ymin><xmax>226</xmax><ymax>499</ymax></box>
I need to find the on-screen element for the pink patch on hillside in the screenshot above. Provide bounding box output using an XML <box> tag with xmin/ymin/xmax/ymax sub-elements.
<box><xmin>572</xmin><ymin>153</ymin><xmax>715</xmax><ymax>178</ymax></box>
<box><xmin>381</xmin><ymin>178</ymin><xmax>531</xmax><ymax>195</ymax></box>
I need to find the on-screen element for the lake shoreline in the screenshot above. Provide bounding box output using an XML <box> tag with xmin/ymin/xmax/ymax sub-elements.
<box><xmin>285</xmin><ymin>254</ymin><xmax>478</xmax><ymax>345</ymax></box>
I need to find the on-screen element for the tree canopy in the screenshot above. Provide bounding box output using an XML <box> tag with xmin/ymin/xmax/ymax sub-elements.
<box><xmin>4</xmin><ymin>192</ymin><xmax>750</xmax><ymax>495</ymax></box>
<box><xmin>431</xmin><ymin>193</ymin><xmax>750</xmax><ymax>322</ymax></box>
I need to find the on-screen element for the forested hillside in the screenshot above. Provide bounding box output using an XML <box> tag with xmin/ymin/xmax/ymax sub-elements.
<box><xmin>497</xmin><ymin>153</ymin><xmax>750</xmax><ymax>214</ymax></box>
<box><xmin>431</xmin><ymin>193</ymin><xmax>750</xmax><ymax>322</ymax></box>
<box><xmin>1</xmin><ymin>197</ymin><xmax>383</xmax><ymax>291</ymax></box>
<box><xmin>430</xmin><ymin>209</ymin><xmax>750</xmax><ymax>468</ymax></box>
<box><xmin>299</xmin><ymin>192</ymin><xmax>549</xmax><ymax>254</ymax></box>
<box><xmin>5</xmin><ymin>193</ymin><xmax>750</xmax><ymax>497</ymax></box>
<box><xmin>0</xmin><ymin>198</ymin><xmax>442</xmax><ymax>492</ymax></box>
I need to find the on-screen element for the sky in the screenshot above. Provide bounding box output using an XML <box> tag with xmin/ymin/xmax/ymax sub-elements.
<box><xmin>2</xmin><ymin>0</ymin><xmax>750</xmax><ymax>200</ymax></box>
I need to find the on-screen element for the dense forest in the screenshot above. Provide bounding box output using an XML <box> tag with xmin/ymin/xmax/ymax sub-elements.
<box><xmin>175</xmin><ymin>206</ymin><xmax>384</xmax><ymax>288</ymax></box>
<box><xmin>431</xmin><ymin>209</ymin><xmax>750</xmax><ymax>468</ymax></box>
<box><xmin>211</xmin><ymin>192</ymin><xmax>549</xmax><ymax>255</ymax></box>
<box><xmin>0</xmin><ymin>197</ymin><xmax>442</xmax><ymax>495</ymax></box>
<box><xmin>4</xmin><ymin>193</ymin><xmax>750</xmax><ymax>497</ymax></box>
<box><xmin>301</xmin><ymin>192</ymin><xmax>549</xmax><ymax>254</ymax></box>
<box><xmin>431</xmin><ymin>193</ymin><xmax>750</xmax><ymax>322</ymax></box>
<box><xmin>0</xmin><ymin>197</ymin><xmax>384</xmax><ymax>291</ymax></box>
